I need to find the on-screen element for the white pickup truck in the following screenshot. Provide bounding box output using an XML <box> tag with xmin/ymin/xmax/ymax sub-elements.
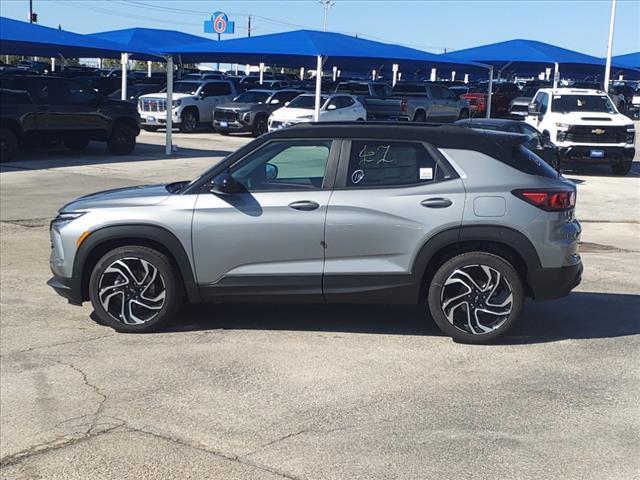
<box><xmin>138</xmin><ymin>80</ymin><xmax>237</xmax><ymax>133</ymax></box>
<box><xmin>525</xmin><ymin>88</ymin><xmax>635</xmax><ymax>175</ymax></box>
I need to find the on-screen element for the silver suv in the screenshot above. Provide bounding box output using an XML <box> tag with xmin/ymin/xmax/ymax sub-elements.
<box><xmin>48</xmin><ymin>123</ymin><xmax>582</xmax><ymax>343</ymax></box>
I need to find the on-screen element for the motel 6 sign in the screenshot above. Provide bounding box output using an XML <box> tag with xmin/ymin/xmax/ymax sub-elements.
<box><xmin>204</xmin><ymin>11</ymin><xmax>235</xmax><ymax>35</ymax></box>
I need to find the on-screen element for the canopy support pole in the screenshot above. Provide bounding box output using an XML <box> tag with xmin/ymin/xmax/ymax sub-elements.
<box><xmin>372</xmin><ymin>69</ymin><xmax>376</xmax><ymax>81</ymax></box>
<box><xmin>553</xmin><ymin>62</ymin><xmax>560</xmax><ymax>88</ymax></box>
<box><xmin>392</xmin><ymin>64</ymin><xmax>399</xmax><ymax>87</ymax></box>
<box><xmin>300</xmin><ymin>67</ymin><xmax>305</xmax><ymax>80</ymax></box>
<box><xmin>120</xmin><ymin>52</ymin><xmax>128</xmax><ymax>101</ymax></box>
<box><xmin>147</xmin><ymin>60</ymin><xmax>152</xmax><ymax>78</ymax></box>
<box><xmin>486</xmin><ymin>66</ymin><xmax>494</xmax><ymax>118</ymax></box>
<box><xmin>165</xmin><ymin>56</ymin><xmax>174</xmax><ymax>156</ymax></box>
<box><xmin>245</xmin><ymin>64</ymin><xmax>250</xmax><ymax>75</ymax></box>
<box><xmin>58</xmin><ymin>53</ymin><xmax>65</xmax><ymax>71</ymax></box>
<box><xmin>50</xmin><ymin>57</ymin><xmax>56</xmax><ymax>72</ymax></box>
<box><xmin>430</xmin><ymin>68</ymin><xmax>437</xmax><ymax>81</ymax></box>
<box><xmin>604</xmin><ymin>0</ymin><xmax>617</xmax><ymax>92</ymax></box>
<box><xmin>332</xmin><ymin>66</ymin><xmax>337</xmax><ymax>82</ymax></box>
<box><xmin>259</xmin><ymin>62</ymin><xmax>265</xmax><ymax>84</ymax></box>
<box><xmin>314</xmin><ymin>55</ymin><xmax>324</xmax><ymax>122</ymax></box>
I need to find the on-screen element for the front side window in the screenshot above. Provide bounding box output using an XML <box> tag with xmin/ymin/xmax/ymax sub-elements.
<box><xmin>346</xmin><ymin>141</ymin><xmax>446</xmax><ymax>188</ymax></box>
<box><xmin>172</xmin><ymin>82</ymin><xmax>200</xmax><ymax>94</ymax></box>
<box><xmin>288</xmin><ymin>95</ymin><xmax>327</xmax><ymax>109</ymax></box>
<box><xmin>230</xmin><ymin>140</ymin><xmax>332</xmax><ymax>192</ymax></box>
<box><xmin>68</xmin><ymin>82</ymin><xmax>99</xmax><ymax>104</ymax></box>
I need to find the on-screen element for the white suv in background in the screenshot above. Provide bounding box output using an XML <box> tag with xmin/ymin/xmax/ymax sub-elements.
<box><xmin>525</xmin><ymin>88</ymin><xmax>635</xmax><ymax>175</ymax></box>
<box><xmin>268</xmin><ymin>94</ymin><xmax>366</xmax><ymax>131</ymax></box>
<box><xmin>138</xmin><ymin>80</ymin><xmax>237</xmax><ymax>133</ymax></box>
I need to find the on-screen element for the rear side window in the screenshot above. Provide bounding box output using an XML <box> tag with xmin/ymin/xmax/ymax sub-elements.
<box><xmin>510</xmin><ymin>144</ymin><xmax>559</xmax><ymax>178</ymax></box>
<box><xmin>346</xmin><ymin>141</ymin><xmax>449</xmax><ymax>188</ymax></box>
<box><xmin>204</xmin><ymin>82</ymin><xmax>232</xmax><ymax>96</ymax></box>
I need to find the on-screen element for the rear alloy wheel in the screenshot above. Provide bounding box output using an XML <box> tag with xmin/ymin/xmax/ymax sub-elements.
<box><xmin>458</xmin><ymin>108</ymin><xmax>470</xmax><ymax>120</ymax></box>
<box><xmin>611</xmin><ymin>161</ymin><xmax>632</xmax><ymax>176</ymax></box>
<box><xmin>107</xmin><ymin>123</ymin><xmax>137</xmax><ymax>155</ymax></box>
<box><xmin>413</xmin><ymin>110</ymin><xmax>427</xmax><ymax>122</ymax></box>
<box><xmin>89</xmin><ymin>246</ymin><xmax>182</xmax><ymax>333</ymax></box>
<box><xmin>142</xmin><ymin>126</ymin><xmax>159</xmax><ymax>132</ymax></box>
<box><xmin>63</xmin><ymin>136</ymin><xmax>90</xmax><ymax>151</ymax></box>
<box><xmin>427</xmin><ymin>252</ymin><xmax>524</xmax><ymax>344</ymax></box>
<box><xmin>0</xmin><ymin>128</ymin><xmax>18</xmax><ymax>163</ymax></box>
<box><xmin>252</xmin><ymin>116</ymin><xmax>268</xmax><ymax>136</ymax></box>
<box><xmin>179</xmin><ymin>109</ymin><xmax>199</xmax><ymax>133</ymax></box>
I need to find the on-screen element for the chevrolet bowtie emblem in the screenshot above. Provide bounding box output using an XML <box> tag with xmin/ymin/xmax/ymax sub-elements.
<box><xmin>591</xmin><ymin>128</ymin><xmax>606</xmax><ymax>135</ymax></box>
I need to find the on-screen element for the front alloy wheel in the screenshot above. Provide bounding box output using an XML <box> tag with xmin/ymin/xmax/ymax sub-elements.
<box><xmin>89</xmin><ymin>246</ymin><xmax>182</xmax><ymax>332</ymax></box>
<box><xmin>428</xmin><ymin>252</ymin><xmax>524</xmax><ymax>343</ymax></box>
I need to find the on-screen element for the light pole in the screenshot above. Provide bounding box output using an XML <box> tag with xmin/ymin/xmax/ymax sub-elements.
<box><xmin>319</xmin><ymin>0</ymin><xmax>335</xmax><ymax>32</ymax></box>
<box><xmin>603</xmin><ymin>0</ymin><xmax>617</xmax><ymax>92</ymax></box>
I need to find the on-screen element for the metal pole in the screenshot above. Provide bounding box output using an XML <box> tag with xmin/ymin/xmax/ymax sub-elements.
<box><xmin>319</xmin><ymin>1</ymin><xmax>335</xmax><ymax>32</ymax></box>
<box><xmin>392</xmin><ymin>64</ymin><xmax>398</xmax><ymax>87</ymax></box>
<box><xmin>430</xmin><ymin>68</ymin><xmax>437</xmax><ymax>81</ymax></box>
<box><xmin>121</xmin><ymin>52</ymin><xmax>128</xmax><ymax>101</ymax></box>
<box><xmin>486</xmin><ymin>66</ymin><xmax>494</xmax><ymax>118</ymax></box>
<box><xmin>29</xmin><ymin>0</ymin><xmax>33</xmax><ymax>23</ymax></box>
<box><xmin>165</xmin><ymin>56</ymin><xmax>173</xmax><ymax>155</ymax></box>
<box><xmin>147</xmin><ymin>60</ymin><xmax>152</xmax><ymax>78</ymax></box>
<box><xmin>247</xmin><ymin>15</ymin><xmax>252</xmax><ymax>37</ymax></box>
<box><xmin>314</xmin><ymin>55</ymin><xmax>323</xmax><ymax>122</ymax></box>
<box><xmin>372</xmin><ymin>69</ymin><xmax>376</xmax><ymax>81</ymax></box>
<box><xmin>553</xmin><ymin>62</ymin><xmax>559</xmax><ymax>88</ymax></box>
<box><xmin>604</xmin><ymin>0</ymin><xmax>617</xmax><ymax>92</ymax></box>
<box><xmin>300</xmin><ymin>67</ymin><xmax>305</xmax><ymax>80</ymax></box>
<box><xmin>51</xmin><ymin>57</ymin><xmax>55</xmax><ymax>72</ymax></box>
<box><xmin>332</xmin><ymin>66</ymin><xmax>337</xmax><ymax>82</ymax></box>
<box><xmin>259</xmin><ymin>62</ymin><xmax>265</xmax><ymax>84</ymax></box>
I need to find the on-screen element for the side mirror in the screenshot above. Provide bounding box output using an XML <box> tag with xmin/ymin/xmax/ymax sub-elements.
<box><xmin>198</xmin><ymin>90</ymin><xmax>206</xmax><ymax>98</ymax></box>
<box><xmin>527</xmin><ymin>104</ymin><xmax>541</xmax><ymax>116</ymax></box>
<box><xmin>327</xmin><ymin>104</ymin><xmax>337</xmax><ymax>110</ymax></box>
<box><xmin>210</xmin><ymin>172</ymin><xmax>241</xmax><ymax>195</ymax></box>
<box><xmin>284</xmin><ymin>101</ymin><xmax>290</xmax><ymax>106</ymax></box>
<box><xmin>265</xmin><ymin>163</ymin><xmax>278</xmax><ymax>180</ymax></box>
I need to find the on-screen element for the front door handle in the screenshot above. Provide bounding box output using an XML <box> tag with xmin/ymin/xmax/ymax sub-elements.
<box><xmin>288</xmin><ymin>200</ymin><xmax>320</xmax><ymax>211</ymax></box>
<box><xmin>421</xmin><ymin>197</ymin><xmax>453</xmax><ymax>208</ymax></box>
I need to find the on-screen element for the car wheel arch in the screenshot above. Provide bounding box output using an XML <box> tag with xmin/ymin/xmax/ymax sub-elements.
<box><xmin>412</xmin><ymin>225</ymin><xmax>541</xmax><ymax>303</ymax></box>
<box><xmin>73</xmin><ymin>224</ymin><xmax>201</xmax><ymax>303</ymax></box>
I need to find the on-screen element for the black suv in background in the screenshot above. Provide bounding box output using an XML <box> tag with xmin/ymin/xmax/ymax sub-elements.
<box><xmin>214</xmin><ymin>89</ymin><xmax>302</xmax><ymax>136</ymax></box>
<box><xmin>0</xmin><ymin>76</ymin><xmax>140</xmax><ymax>162</ymax></box>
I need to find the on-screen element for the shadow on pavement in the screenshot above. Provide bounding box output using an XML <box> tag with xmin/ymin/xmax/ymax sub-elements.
<box><xmin>562</xmin><ymin>160</ymin><xmax>640</xmax><ymax>179</ymax></box>
<box><xmin>0</xmin><ymin>141</ymin><xmax>231</xmax><ymax>172</ymax></box>
<box><xmin>158</xmin><ymin>291</ymin><xmax>640</xmax><ymax>345</ymax></box>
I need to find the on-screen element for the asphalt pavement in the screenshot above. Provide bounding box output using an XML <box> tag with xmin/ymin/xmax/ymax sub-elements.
<box><xmin>1</xmin><ymin>129</ymin><xmax>638</xmax><ymax>479</ymax></box>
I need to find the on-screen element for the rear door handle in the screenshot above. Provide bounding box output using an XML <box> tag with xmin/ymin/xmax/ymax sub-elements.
<box><xmin>421</xmin><ymin>197</ymin><xmax>453</xmax><ymax>208</ymax></box>
<box><xmin>288</xmin><ymin>200</ymin><xmax>320</xmax><ymax>211</ymax></box>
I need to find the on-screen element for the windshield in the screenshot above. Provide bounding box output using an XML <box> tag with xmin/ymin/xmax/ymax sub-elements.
<box><xmin>522</xmin><ymin>86</ymin><xmax>543</xmax><ymax>97</ymax></box>
<box><xmin>469</xmin><ymin>84</ymin><xmax>488</xmax><ymax>94</ymax></box>
<box><xmin>287</xmin><ymin>95</ymin><xmax>328</xmax><ymax>109</ymax></box>
<box><xmin>551</xmin><ymin>94</ymin><xmax>616</xmax><ymax>113</ymax></box>
<box><xmin>234</xmin><ymin>91</ymin><xmax>271</xmax><ymax>103</ymax></box>
<box><xmin>172</xmin><ymin>81</ymin><xmax>200</xmax><ymax>94</ymax></box>
<box><xmin>336</xmin><ymin>83</ymin><xmax>369</xmax><ymax>94</ymax></box>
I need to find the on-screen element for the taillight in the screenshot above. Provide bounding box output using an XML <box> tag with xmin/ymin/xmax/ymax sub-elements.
<box><xmin>512</xmin><ymin>189</ymin><xmax>576</xmax><ymax>211</ymax></box>
<box><xmin>400</xmin><ymin>98</ymin><xmax>408</xmax><ymax>113</ymax></box>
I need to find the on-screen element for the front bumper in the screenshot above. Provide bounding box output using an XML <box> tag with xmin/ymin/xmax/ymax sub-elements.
<box><xmin>47</xmin><ymin>274</ymin><xmax>83</xmax><ymax>306</ymax></box>
<box><xmin>527</xmin><ymin>261</ymin><xmax>583</xmax><ymax>301</ymax></box>
<box><xmin>139</xmin><ymin>110</ymin><xmax>181</xmax><ymax>126</ymax></box>
<box><xmin>213</xmin><ymin>119</ymin><xmax>252</xmax><ymax>133</ymax></box>
<box><xmin>559</xmin><ymin>146</ymin><xmax>635</xmax><ymax>163</ymax></box>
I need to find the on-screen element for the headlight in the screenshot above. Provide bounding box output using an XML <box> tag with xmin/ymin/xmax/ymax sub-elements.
<box><xmin>627</xmin><ymin>127</ymin><xmax>635</xmax><ymax>144</ymax></box>
<box><xmin>50</xmin><ymin>211</ymin><xmax>85</xmax><ymax>231</ymax></box>
<box><xmin>243</xmin><ymin>112</ymin><xmax>251</xmax><ymax>122</ymax></box>
<box><xmin>555</xmin><ymin>123</ymin><xmax>570</xmax><ymax>130</ymax></box>
<box><xmin>172</xmin><ymin>99</ymin><xmax>181</xmax><ymax>108</ymax></box>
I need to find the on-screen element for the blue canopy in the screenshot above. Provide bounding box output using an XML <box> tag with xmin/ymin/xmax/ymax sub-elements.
<box><xmin>441</xmin><ymin>39</ymin><xmax>610</xmax><ymax>71</ymax></box>
<box><xmin>159</xmin><ymin>29</ymin><xmax>482</xmax><ymax>72</ymax></box>
<box><xmin>0</xmin><ymin>16</ymin><xmax>152</xmax><ymax>59</ymax></box>
<box><xmin>612</xmin><ymin>52</ymin><xmax>640</xmax><ymax>69</ymax></box>
<box><xmin>90</xmin><ymin>28</ymin><xmax>210</xmax><ymax>58</ymax></box>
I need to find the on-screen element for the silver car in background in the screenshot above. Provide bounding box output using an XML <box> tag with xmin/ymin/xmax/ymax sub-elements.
<box><xmin>48</xmin><ymin>123</ymin><xmax>582</xmax><ymax>343</ymax></box>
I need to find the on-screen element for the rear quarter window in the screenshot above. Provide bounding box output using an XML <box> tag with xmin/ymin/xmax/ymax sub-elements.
<box><xmin>508</xmin><ymin>144</ymin><xmax>559</xmax><ymax>178</ymax></box>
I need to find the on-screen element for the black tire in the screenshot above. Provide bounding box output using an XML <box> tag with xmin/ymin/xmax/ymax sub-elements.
<box><xmin>217</xmin><ymin>129</ymin><xmax>230</xmax><ymax>136</ymax></box>
<box><xmin>179</xmin><ymin>109</ymin><xmax>199</xmax><ymax>133</ymax></box>
<box><xmin>142</xmin><ymin>126</ymin><xmax>159</xmax><ymax>132</ymax></box>
<box><xmin>0</xmin><ymin>128</ymin><xmax>18</xmax><ymax>163</ymax></box>
<box><xmin>107</xmin><ymin>122</ymin><xmax>137</xmax><ymax>155</ymax></box>
<box><xmin>458</xmin><ymin>108</ymin><xmax>470</xmax><ymax>120</ymax></box>
<box><xmin>427</xmin><ymin>252</ymin><xmax>525</xmax><ymax>344</ymax></box>
<box><xmin>88</xmin><ymin>246</ymin><xmax>183</xmax><ymax>333</ymax></box>
<box><xmin>413</xmin><ymin>110</ymin><xmax>427</xmax><ymax>122</ymax></box>
<box><xmin>611</xmin><ymin>161</ymin><xmax>632</xmax><ymax>176</ymax></box>
<box><xmin>252</xmin><ymin>116</ymin><xmax>268</xmax><ymax>137</ymax></box>
<box><xmin>63</xmin><ymin>136</ymin><xmax>90</xmax><ymax>151</ymax></box>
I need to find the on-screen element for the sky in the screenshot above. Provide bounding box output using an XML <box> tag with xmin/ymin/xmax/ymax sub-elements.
<box><xmin>0</xmin><ymin>0</ymin><xmax>638</xmax><ymax>57</ymax></box>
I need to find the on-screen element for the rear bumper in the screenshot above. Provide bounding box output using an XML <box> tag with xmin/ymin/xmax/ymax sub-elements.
<box><xmin>527</xmin><ymin>261</ymin><xmax>583</xmax><ymax>301</ymax></box>
<box><xmin>559</xmin><ymin>146</ymin><xmax>635</xmax><ymax>163</ymax></box>
<box><xmin>47</xmin><ymin>274</ymin><xmax>83</xmax><ymax>306</ymax></box>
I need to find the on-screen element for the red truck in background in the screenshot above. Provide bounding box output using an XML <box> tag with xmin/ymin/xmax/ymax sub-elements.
<box><xmin>462</xmin><ymin>82</ymin><xmax>521</xmax><ymax>117</ymax></box>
